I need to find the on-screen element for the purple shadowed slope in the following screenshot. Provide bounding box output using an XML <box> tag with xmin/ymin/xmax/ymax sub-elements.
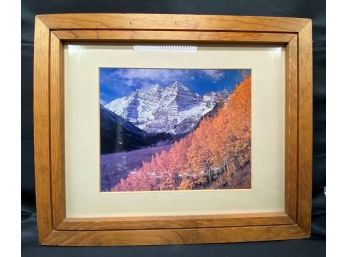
<box><xmin>100</xmin><ymin>144</ymin><xmax>171</xmax><ymax>191</ymax></box>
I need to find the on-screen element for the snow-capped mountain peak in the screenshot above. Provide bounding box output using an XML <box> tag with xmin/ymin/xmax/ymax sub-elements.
<box><xmin>167</xmin><ymin>81</ymin><xmax>189</xmax><ymax>90</ymax></box>
<box><xmin>104</xmin><ymin>82</ymin><xmax>228</xmax><ymax>135</ymax></box>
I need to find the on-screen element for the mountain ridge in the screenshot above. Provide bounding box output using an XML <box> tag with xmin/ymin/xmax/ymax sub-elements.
<box><xmin>104</xmin><ymin>81</ymin><xmax>229</xmax><ymax>135</ymax></box>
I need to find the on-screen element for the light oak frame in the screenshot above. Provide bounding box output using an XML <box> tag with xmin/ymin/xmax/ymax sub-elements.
<box><xmin>33</xmin><ymin>14</ymin><xmax>312</xmax><ymax>246</ymax></box>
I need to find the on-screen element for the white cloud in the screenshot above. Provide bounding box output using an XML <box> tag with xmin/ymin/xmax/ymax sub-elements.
<box><xmin>201</xmin><ymin>70</ymin><xmax>225</xmax><ymax>82</ymax></box>
<box><xmin>110</xmin><ymin>68</ymin><xmax>188</xmax><ymax>87</ymax></box>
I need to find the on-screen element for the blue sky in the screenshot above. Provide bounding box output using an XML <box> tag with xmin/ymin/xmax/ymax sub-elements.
<box><xmin>100</xmin><ymin>68</ymin><xmax>251</xmax><ymax>105</ymax></box>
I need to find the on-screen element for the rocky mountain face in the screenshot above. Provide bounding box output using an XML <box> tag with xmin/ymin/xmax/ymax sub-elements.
<box><xmin>100</xmin><ymin>104</ymin><xmax>145</xmax><ymax>154</ymax></box>
<box><xmin>100</xmin><ymin>105</ymin><xmax>176</xmax><ymax>154</ymax></box>
<box><xmin>104</xmin><ymin>81</ymin><xmax>229</xmax><ymax>135</ymax></box>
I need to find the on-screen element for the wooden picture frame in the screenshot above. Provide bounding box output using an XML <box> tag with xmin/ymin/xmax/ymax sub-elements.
<box><xmin>33</xmin><ymin>13</ymin><xmax>312</xmax><ymax>246</ymax></box>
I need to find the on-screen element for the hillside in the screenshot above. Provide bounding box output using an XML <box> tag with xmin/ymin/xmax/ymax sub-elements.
<box><xmin>100</xmin><ymin>105</ymin><xmax>175</xmax><ymax>154</ymax></box>
<box><xmin>101</xmin><ymin>144</ymin><xmax>171</xmax><ymax>191</ymax></box>
<box><xmin>112</xmin><ymin>76</ymin><xmax>251</xmax><ymax>191</ymax></box>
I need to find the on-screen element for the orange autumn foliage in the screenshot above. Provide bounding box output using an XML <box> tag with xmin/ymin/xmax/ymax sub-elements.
<box><xmin>113</xmin><ymin>76</ymin><xmax>251</xmax><ymax>191</ymax></box>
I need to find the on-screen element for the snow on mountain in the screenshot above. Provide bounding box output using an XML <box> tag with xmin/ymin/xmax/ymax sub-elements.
<box><xmin>104</xmin><ymin>81</ymin><xmax>228</xmax><ymax>135</ymax></box>
<box><xmin>100</xmin><ymin>104</ymin><xmax>145</xmax><ymax>136</ymax></box>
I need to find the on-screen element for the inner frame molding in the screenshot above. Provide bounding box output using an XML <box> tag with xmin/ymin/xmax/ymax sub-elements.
<box><xmin>64</xmin><ymin>44</ymin><xmax>285</xmax><ymax>217</ymax></box>
<box><xmin>33</xmin><ymin>13</ymin><xmax>312</xmax><ymax>246</ymax></box>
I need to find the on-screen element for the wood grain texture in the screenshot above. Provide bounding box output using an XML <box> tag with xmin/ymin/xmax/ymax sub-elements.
<box><xmin>57</xmin><ymin>213</ymin><xmax>293</xmax><ymax>231</ymax></box>
<box><xmin>50</xmin><ymin>33</ymin><xmax>66</xmax><ymax>227</ymax></box>
<box><xmin>53</xmin><ymin>30</ymin><xmax>295</xmax><ymax>43</ymax></box>
<box><xmin>33</xmin><ymin>14</ymin><xmax>313</xmax><ymax>245</ymax></box>
<box><xmin>297</xmin><ymin>21</ymin><xmax>313</xmax><ymax>236</ymax></box>
<box><xmin>284</xmin><ymin>37</ymin><xmax>298</xmax><ymax>222</ymax></box>
<box><xmin>42</xmin><ymin>225</ymin><xmax>307</xmax><ymax>246</ymax></box>
<box><xmin>38</xmin><ymin>13</ymin><xmax>309</xmax><ymax>33</ymax></box>
<box><xmin>33</xmin><ymin>17</ymin><xmax>52</xmax><ymax>242</ymax></box>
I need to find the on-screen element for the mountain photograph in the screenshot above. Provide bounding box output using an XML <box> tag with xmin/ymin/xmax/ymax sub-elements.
<box><xmin>99</xmin><ymin>68</ymin><xmax>251</xmax><ymax>192</ymax></box>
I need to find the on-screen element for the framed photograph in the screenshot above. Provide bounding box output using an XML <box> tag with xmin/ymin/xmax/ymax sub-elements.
<box><xmin>99</xmin><ymin>67</ymin><xmax>251</xmax><ymax>192</ymax></box>
<box><xmin>33</xmin><ymin>14</ymin><xmax>312</xmax><ymax>246</ymax></box>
